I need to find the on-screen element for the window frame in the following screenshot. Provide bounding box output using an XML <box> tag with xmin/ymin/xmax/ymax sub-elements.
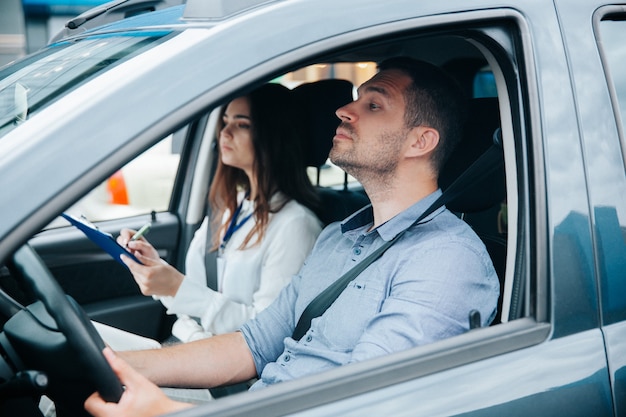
<box><xmin>170</xmin><ymin>9</ymin><xmax>551</xmax><ymax>416</ymax></box>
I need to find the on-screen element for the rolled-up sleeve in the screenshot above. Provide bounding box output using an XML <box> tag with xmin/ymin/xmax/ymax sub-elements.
<box><xmin>240</xmin><ymin>274</ymin><xmax>302</xmax><ymax>376</ymax></box>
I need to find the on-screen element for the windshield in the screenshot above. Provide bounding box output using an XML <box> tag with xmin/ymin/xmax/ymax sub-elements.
<box><xmin>0</xmin><ymin>32</ymin><xmax>173</xmax><ymax>136</ymax></box>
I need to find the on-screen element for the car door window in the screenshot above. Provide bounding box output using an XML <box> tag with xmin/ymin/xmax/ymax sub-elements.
<box><xmin>68</xmin><ymin>129</ymin><xmax>184</xmax><ymax>222</ymax></box>
<box><xmin>595</xmin><ymin>16</ymin><xmax>626</xmax><ymax>324</ymax></box>
<box><xmin>599</xmin><ymin>19</ymin><xmax>626</xmax><ymax>143</ymax></box>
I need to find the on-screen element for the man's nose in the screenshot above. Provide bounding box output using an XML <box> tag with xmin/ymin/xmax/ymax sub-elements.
<box><xmin>336</xmin><ymin>102</ymin><xmax>355</xmax><ymax>122</ymax></box>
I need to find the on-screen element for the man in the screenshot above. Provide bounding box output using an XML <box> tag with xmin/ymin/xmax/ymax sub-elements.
<box><xmin>85</xmin><ymin>57</ymin><xmax>500</xmax><ymax>417</ymax></box>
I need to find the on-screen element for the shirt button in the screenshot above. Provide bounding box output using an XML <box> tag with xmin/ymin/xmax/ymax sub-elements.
<box><xmin>353</xmin><ymin>247</ymin><xmax>361</xmax><ymax>255</ymax></box>
<box><xmin>306</xmin><ymin>335</ymin><xmax>312</xmax><ymax>342</ymax></box>
<box><xmin>284</xmin><ymin>354</ymin><xmax>291</xmax><ymax>362</ymax></box>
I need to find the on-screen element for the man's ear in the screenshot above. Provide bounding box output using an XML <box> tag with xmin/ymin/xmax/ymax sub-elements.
<box><xmin>406</xmin><ymin>126</ymin><xmax>439</xmax><ymax>158</ymax></box>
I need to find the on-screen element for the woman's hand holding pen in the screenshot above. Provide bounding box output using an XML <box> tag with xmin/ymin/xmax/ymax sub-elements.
<box><xmin>117</xmin><ymin>228</ymin><xmax>184</xmax><ymax>297</ymax></box>
<box><xmin>117</xmin><ymin>228</ymin><xmax>160</xmax><ymax>260</ymax></box>
<box><xmin>120</xmin><ymin>253</ymin><xmax>185</xmax><ymax>297</ymax></box>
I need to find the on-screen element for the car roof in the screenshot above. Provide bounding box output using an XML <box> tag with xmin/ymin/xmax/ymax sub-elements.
<box><xmin>49</xmin><ymin>0</ymin><xmax>288</xmax><ymax>43</ymax></box>
<box><xmin>48</xmin><ymin>0</ymin><xmax>186</xmax><ymax>43</ymax></box>
<box><xmin>71</xmin><ymin>4</ymin><xmax>186</xmax><ymax>33</ymax></box>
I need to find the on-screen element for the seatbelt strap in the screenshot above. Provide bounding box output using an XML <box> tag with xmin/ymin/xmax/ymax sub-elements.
<box><xmin>291</xmin><ymin>130</ymin><xmax>503</xmax><ymax>341</ymax></box>
<box><xmin>204</xmin><ymin>138</ymin><xmax>221</xmax><ymax>291</ymax></box>
<box><xmin>205</xmin><ymin>249</ymin><xmax>219</xmax><ymax>291</ymax></box>
<box><xmin>204</xmin><ymin>203</ymin><xmax>219</xmax><ymax>291</ymax></box>
<box><xmin>291</xmin><ymin>212</ymin><xmax>424</xmax><ymax>341</ymax></box>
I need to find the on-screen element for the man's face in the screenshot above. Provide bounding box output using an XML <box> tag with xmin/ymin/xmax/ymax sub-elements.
<box><xmin>329</xmin><ymin>69</ymin><xmax>413</xmax><ymax>182</ymax></box>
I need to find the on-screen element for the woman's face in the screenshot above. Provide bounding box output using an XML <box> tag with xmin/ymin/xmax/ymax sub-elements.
<box><xmin>219</xmin><ymin>96</ymin><xmax>255</xmax><ymax>176</ymax></box>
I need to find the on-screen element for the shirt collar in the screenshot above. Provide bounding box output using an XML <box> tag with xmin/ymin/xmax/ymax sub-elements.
<box><xmin>236</xmin><ymin>191</ymin><xmax>288</xmax><ymax>211</ymax></box>
<box><xmin>341</xmin><ymin>189</ymin><xmax>445</xmax><ymax>241</ymax></box>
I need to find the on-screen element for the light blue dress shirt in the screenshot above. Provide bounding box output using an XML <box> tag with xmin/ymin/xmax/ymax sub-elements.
<box><xmin>240</xmin><ymin>190</ymin><xmax>500</xmax><ymax>390</ymax></box>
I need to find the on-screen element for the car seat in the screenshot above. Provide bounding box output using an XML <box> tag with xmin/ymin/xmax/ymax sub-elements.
<box><xmin>292</xmin><ymin>79</ymin><xmax>370</xmax><ymax>225</ymax></box>
<box><xmin>439</xmin><ymin>97</ymin><xmax>507</xmax><ymax>325</ymax></box>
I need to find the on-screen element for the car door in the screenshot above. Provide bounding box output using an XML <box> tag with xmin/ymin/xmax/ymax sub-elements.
<box><xmin>555</xmin><ymin>1</ymin><xmax>626</xmax><ymax>416</ymax></box>
<box><xmin>0</xmin><ymin>0</ymin><xmax>619</xmax><ymax>414</ymax></box>
<box><xmin>164</xmin><ymin>2</ymin><xmax>614</xmax><ymax>416</ymax></box>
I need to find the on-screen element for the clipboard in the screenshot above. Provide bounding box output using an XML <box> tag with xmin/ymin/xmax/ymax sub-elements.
<box><xmin>61</xmin><ymin>213</ymin><xmax>142</xmax><ymax>266</ymax></box>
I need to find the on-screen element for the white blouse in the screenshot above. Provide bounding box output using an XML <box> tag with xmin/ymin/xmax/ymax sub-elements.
<box><xmin>159</xmin><ymin>193</ymin><xmax>322</xmax><ymax>341</ymax></box>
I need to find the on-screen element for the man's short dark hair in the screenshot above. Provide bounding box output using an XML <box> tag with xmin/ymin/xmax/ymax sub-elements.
<box><xmin>378</xmin><ymin>57</ymin><xmax>466</xmax><ymax>174</ymax></box>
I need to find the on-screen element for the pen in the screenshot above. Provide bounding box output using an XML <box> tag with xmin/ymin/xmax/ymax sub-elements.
<box><xmin>129</xmin><ymin>222</ymin><xmax>151</xmax><ymax>243</ymax></box>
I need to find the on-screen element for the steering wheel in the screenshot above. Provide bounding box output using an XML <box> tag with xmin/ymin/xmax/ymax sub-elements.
<box><xmin>8</xmin><ymin>244</ymin><xmax>123</xmax><ymax>403</ymax></box>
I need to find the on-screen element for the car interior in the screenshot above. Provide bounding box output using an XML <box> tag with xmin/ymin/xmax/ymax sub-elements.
<box><xmin>269</xmin><ymin>31</ymin><xmax>517</xmax><ymax>325</ymax></box>
<box><xmin>293</xmin><ymin>78</ymin><xmax>370</xmax><ymax>225</ymax></box>
<box><xmin>0</xmin><ymin>17</ymin><xmax>526</xmax><ymax>416</ymax></box>
<box><xmin>290</xmin><ymin>73</ymin><xmax>507</xmax><ymax>323</ymax></box>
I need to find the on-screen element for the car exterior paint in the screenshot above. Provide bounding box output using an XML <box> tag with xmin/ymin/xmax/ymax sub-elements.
<box><xmin>0</xmin><ymin>0</ymin><xmax>625</xmax><ymax>416</ymax></box>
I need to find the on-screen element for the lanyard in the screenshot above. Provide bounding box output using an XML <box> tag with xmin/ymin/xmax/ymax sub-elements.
<box><xmin>220</xmin><ymin>198</ymin><xmax>253</xmax><ymax>252</ymax></box>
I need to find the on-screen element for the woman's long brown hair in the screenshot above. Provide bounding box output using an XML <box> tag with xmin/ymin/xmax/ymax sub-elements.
<box><xmin>209</xmin><ymin>83</ymin><xmax>319</xmax><ymax>250</ymax></box>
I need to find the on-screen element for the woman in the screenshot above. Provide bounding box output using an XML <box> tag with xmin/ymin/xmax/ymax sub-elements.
<box><xmin>39</xmin><ymin>83</ymin><xmax>322</xmax><ymax>417</ymax></box>
<box><xmin>109</xmin><ymin>83</ymin><xmax>322</xmax><ymax>345</ymax></box>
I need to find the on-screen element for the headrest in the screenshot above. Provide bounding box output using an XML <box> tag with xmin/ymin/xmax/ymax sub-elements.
<box><xmin>292</xmin><ymin>79</ymin><xmax>354</xmax><ymax>168</ymax></box>
<box><xmin>439</xmin><ymin>97</ymin><xmax>505</xmax><ymax>213</ymax></box>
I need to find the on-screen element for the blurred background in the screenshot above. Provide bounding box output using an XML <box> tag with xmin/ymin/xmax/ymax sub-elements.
<box><xmin>0</xmin><ymin>0</ymin><xmax>113</xmax><ymax>66</ymax></box>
